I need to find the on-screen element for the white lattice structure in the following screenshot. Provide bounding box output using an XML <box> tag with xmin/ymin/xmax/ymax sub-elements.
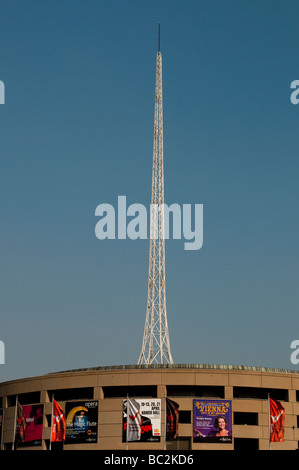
<box><xmin>138</xmin><ymin>26</ymin><xmax>173</xmax><ymax>365</ymax></box>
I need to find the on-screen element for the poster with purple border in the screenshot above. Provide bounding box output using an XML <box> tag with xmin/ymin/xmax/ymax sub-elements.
<box><xmin>193</xmin><ymin>399</ymin><xmax>232</xmax><ymax>443</ymax></box>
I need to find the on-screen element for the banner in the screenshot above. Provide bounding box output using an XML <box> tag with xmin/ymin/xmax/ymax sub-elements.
<box><xmin>16</xmin><ymin>404</ymin><xmax>43</xmax><ymax>446</ymax></box>
<box><xmin>123</xmin><ymin>398</ymin><xmax>161</xmax><ymax>442</ymax></box>
<box><xmin>269</xmin><ymin>397</ymin><xmax>285</xmax><ymax>442</ymax></box>
<box><xmin>15</xmin><ymin>402</ymin><xmax>27</xmax><ymax>444</ymax></box>
<box><xmin>65</xmin><ymin>401</ymin><xmax>98</xmax><ymax>444</ymax></box>
<box><xmin>51</xmin><ymin>399</ymin><xmax>66</xmax><ymax>442</ymax></box>
<box><xmin>193</xmin><ymin>399</ymin><xmax>232</xmax><ymax>443</ymax></box>
<box><xmin>166</xmin><ymin>398</ymin><xmax>179</xmax><ymax>440</ymax></box>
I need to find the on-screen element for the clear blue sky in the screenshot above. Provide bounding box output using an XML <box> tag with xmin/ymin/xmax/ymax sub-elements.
<box><xmin>1</xmin><ymin>0</ymin><xmax>299</xmax><ymax>382</ymax></box>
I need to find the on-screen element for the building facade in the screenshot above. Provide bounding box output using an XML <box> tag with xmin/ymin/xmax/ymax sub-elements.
<box><xmin>0</xmin><ymin>364</ymin><xmax>299</xmax><ymax>451</ymax></box>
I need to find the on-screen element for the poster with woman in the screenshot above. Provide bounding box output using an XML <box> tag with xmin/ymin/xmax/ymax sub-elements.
<box><xmin>193</xmin><ymin>399</ymin><xmax>232</xmax><ymax>443</ymax></box>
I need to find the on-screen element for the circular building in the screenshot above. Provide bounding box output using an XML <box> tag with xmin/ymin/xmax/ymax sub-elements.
<box><xmin>0</xmin><ymin>364</ymin><xmax>299</xmax><ymax>451</ymax></box>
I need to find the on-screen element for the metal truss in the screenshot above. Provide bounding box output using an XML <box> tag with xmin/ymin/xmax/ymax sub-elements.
<box><xmin>138</xmin><ymin>29</ymin><xmax>173</xmax><ymax>365</ymax></box>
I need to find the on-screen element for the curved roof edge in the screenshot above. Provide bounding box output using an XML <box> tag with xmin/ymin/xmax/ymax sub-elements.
<box><xmin>49</xmin><ymin>363</ymin><xmax>299</xmax><ymax>375</ymax></box>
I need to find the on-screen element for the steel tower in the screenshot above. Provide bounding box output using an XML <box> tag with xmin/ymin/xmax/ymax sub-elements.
<box><xmin>138</xmin><ymin>25</ymin><xmax>173</xmax><ymax>365</ymax></box>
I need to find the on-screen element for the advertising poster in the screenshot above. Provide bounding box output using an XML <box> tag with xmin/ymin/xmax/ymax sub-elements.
<box><xmin>19</xmin><ymin>404</ymin><xmax>43</xmax><ymax>445</ymax></box>
<box><xmin>123</xmin><ymin>398</ymin><xmax>161</xmax><ymax>442</ymax></box>
<box><xmin>193</xmin><ymin>399</ymin><xmax>232</xmax><ymax>443</ymax></box>
<box><xmin>65</xmin><ymin>401</ymin><xmax>98</xmax><ymax>444</ymax></box>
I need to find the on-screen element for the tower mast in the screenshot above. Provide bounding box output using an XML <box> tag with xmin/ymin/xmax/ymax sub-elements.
<box><xmin>138</xmin><ymin>25</ymin><xmax>173</xmax><ymax>365</ymax></box>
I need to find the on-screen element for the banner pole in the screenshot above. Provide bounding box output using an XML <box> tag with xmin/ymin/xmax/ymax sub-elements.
<box><xmin>12</xmin><ymin>395</ymin><xmax>18</xmax><ymax>451</ymax></box>
<box><xmin>49</xmin><ymin>394</ymin><xmax>54</xmax><ymax>451</ymax></box>
<box><xmin>126</xmin><ymin>395</ymin><xmax>129</xmax><ymax>451</ymax></box>
<box><xmin>164</xmin><ymin>396</ymin><xmax>166</xmax><ymax>450</ymax></box>
<box><xmin>268</xmin><ymin>394</ymin><xmax>271</xmax><ymax>450</ymax></box>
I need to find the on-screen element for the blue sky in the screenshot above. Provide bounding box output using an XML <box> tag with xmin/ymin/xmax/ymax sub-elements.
<box><xmin>1</xmin><ymin>0</ymin><xmax>299</xmax><ymax>382</ymax></box>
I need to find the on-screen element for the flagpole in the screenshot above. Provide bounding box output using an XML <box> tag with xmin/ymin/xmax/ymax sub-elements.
<box><xmin>268</xmin><ymin>394</ymin><xmax>271</xmax><ymax>451</ymax></box>
<box><xmin>164</xmin><ymin>396</ymin><xmax>166</xmax><ymax>450</ymax></box>
<box><xmin>12</xmin><ymin>395</ymin><xmax>18</xmax><ymax>451</ymax></box>
<box><xmin>126</xmin><ymin>395</ymin><xmax>129</xmax><ymax>451</ymax></box>
<box><xmin>49</xmin><ymin>394</ymin><xmax>54</xmax><ymax>451</ymax></box>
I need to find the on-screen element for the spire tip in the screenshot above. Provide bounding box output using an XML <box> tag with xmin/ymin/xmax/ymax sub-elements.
<box><xmin>158</xmin><ymin>23</ymin><xmax>160</xmax><ymax>52</ymax></box>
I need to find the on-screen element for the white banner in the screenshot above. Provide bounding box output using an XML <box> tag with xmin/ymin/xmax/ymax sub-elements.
<box><xmin>123</xmin><ymin>398</ymin><xmax>161</xmax><ymax>442</ymax></box>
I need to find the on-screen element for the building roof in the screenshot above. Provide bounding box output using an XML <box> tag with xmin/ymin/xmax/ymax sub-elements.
<box><xmin>49</xmin><ymin>363</ymin><xmax>299</xmax><ymax>375</ymax></box>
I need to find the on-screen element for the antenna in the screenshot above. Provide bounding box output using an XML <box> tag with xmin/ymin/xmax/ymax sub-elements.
<box><xmin>158</xmin><ymin>23</ymin><xmax>160</xmax><ymax>52</ymax></box>
<box><xmin>138</xmin><ymin>28</ymin><xmax>173</xmax><ymax>365</ymax></box>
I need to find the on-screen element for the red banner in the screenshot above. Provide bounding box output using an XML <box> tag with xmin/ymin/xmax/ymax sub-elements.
<box><xmin>166</xmin><ymin>398</ymin><xmax>179</xmax><ymax>440</ymax></box>
<box><xmin>51</xmin><ymin>399</ymin><xmax>66</xmax><ymax>442</ymax></box>
<box><xmin>16</xmin><ymin>402</ymin><xmax>27</xmax><ymax>443</ymax></box>
<box><xmin>269</xmin><ymin>398</ymin><xmax>285</xmax><ymax>442</ymax></box>
<box><xmin>24</xmin><ymin>404</ymin><xmax>43</xmax><ymax>443</ymax></box>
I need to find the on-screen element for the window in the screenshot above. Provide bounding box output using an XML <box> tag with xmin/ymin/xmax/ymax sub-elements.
<box><xmin>103</xmin><ymin>385</ymin><xmax>157</xmax><ymax>399</ymax></box>
<box><xmin>234</xmin><ymin>412</ymin><xmax>258</xmax><ymax>425</ymax></box>
<box><xmin>178</xmin><ymin>410</ymin><xmax>191</xmax><ymax>424</ymax></box>
<box><xmin>7</xmin><ymin>392</ymin><xmax>41</xmax><ymax>407</ymax></box>
<box><xmin>47</xmin><ymin>387</ymin><xmax>94</xmax><ymax>402</ymax></box>
<box><xmin>167</xmin><ymin>385</ymin><xmax>224</xmax><ymax>398</ymax></box>
<box><xmin>233</xmin><ymin>387</ymin><xmax>288</xmax><ymax>401</ymax></box>
<box><xmin>234</xmin><ymin>438</ymin><xmax>259</xmax><ymax>451</ymax></box>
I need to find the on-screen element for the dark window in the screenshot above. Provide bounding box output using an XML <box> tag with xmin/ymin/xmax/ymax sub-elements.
<box><xmin>234</xmin><ymin>438</ymin><xmax>259</xmax><ymax>451</ymax></box>
<box><xmin>46</xmin><ymin>414</ymin><xmax>52</xmax><ymax>427</ymax></box>
<box><xmin>167</xmin><ymin>385</ymin><xmax>224</xmax><ymax>398</ymax></box>
<box><xmin>7</xmin><ymin>392</ymin><xmax>41</xmax><ymax>407</ymax></box>
<box><xmin>233</xmin><ymin>387</ymin><xmax>288</xmax><ymax>401</ymax></box>
<box><xmin>45</xmin><ymin>440</ymin><xmax>63</xmax><ymax>451</ymax></box>
<box><xmin>4</xmin><ymin>443</ymin><xmax>13</xmax><ymax>450</ymax></box>
<box><xmin>234</xmin><ymin>412</ymin><xmax>258</xmax><ymax>425</ymax></box>
<box><xmin>178</xmin><ymin>410</ymin><xmax>191</xmax><ymax>424</ymax></box>
<box><xmin>103</xmin><ymin>386</ymin><xmax>157</xmax><ymax>399</ymax></box>
<box><xmin>47</xmin><ymin>387</ymin><xmax>94</xmax><ymax>402</ymax></box>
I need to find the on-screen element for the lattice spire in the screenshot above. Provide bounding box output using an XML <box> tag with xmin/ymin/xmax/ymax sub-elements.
<box><xmin>138</xmin><ymin>26</ymin><xmax>173</xmax><ymax>365</ymax></box>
